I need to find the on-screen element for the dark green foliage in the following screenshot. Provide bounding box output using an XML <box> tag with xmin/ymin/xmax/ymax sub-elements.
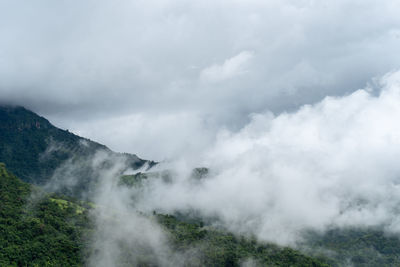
<box><xmin>1</xmin><ymin>163</ymin><xmax>332</xmax><ymax>266</ymax></box>
<box><xmin>0</xmin><ymin>105</ymin><xmax>151</xmax><ymax>185</ymax></box>
<box><xmin>4</xmin><ymin>106</ymin><xmax>400</xmax><ymax>266</ymax></box>
<box><xmin>0</xmin><ymin>163</ymin><xmax>91</xmax><ymax>266</ymax></box>
<box><xmin>157</xmin><ymin>214</ymin><xmax>331</xmax><ymax>267</ymax></box>
<box><xmin>119</xmin><ymin>172</ymin><xmax>150</xmax><ymax>187</ymax></box>
<box><xmin>119</xmin><ymin>168</ymin><xmax>209</xmax><ymax>189</ymax></box>
<box><xmin>304</xmin><ymin>228</ymin><xmax>400</xmax><ymax>267</ymax></box>
<box><xmin>119</xmin><ymin>171</ymin><xmax>172</xmax><ymax>187</ymax></box>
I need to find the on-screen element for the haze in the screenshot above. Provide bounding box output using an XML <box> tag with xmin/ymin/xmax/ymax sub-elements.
<box><xmin>1</xmin><ymin>0</ymin><xmax>400</xmax><ymax>160</ymax></box>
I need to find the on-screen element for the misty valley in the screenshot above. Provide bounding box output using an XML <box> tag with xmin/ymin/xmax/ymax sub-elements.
<box><xmin>3</xmin><ymin>0</ymin><xmax>400</xmax><ymax>265</ymax></box>
<box><xmin>2</xmin><ymin>105</ymin><xmax>400</xmax><ymax>266</ymax></box>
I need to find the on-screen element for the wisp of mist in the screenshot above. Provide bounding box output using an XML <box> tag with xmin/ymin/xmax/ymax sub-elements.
<box><xmin>131</xmin><ymin>70</ymin><xmax>400</xmax><ymax>245</ymax></box>
<box><xmin>41</xmin><ymin>70</ymin><xmax>400</xmax><ymax>265</ymax></box>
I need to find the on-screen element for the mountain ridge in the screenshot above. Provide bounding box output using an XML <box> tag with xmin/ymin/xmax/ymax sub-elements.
<box><xmin>0</xmin><ymin>105</ymin><xmax>153</xmax><ymax>186</ymax></box>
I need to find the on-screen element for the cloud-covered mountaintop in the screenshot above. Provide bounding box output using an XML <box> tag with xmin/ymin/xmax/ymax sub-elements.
<box><xmin>1</xmin><ymin>0</ymin><xmax>400</xmax><ymax>159</ymax></box>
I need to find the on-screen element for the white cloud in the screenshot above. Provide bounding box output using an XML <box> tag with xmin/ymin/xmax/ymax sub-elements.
<box><xmin>200</xmin><ymin>51</ymin><xmax>254</xmax><ymax>83</ymax></box>
<box><xmin>36</xmin><ymin>70</ymin><xmax>400</xmax><ymax>262</ymax></box>
<box><xmin>1</xmin><ymin>1</ymin><xmax>400</xmax><ymax>158</ymax></box>
<box><xmin>5</xmin><ymin>0</ymin><xmax>400</xmax><ymax>262</ymax></box>
<box><xmin>66</xmin><ymin>111</ymin><xmax>216</xmax><ymax>161</ymax></box>
<box><xmin>127</xmin><ymin>70</ymin><xmax>400</xmax><ymax>245</ymax></box>
<box><xmin>1</xmin><ymin>0</ymin><xmax>400</xmax><ymax>174</ymax></box>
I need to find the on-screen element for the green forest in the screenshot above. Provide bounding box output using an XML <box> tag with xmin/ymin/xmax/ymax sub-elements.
<box><xmin>2</xmin><ymin>106</ymin><xmax>400</xmax><ymax>266</ymax></box>
<box><xmin>0</xmin><ymin>163</ymin><xmax>330</xmax><ymax>266</ymax></box>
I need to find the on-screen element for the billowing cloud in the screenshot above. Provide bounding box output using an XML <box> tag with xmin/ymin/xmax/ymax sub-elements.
<box><xmin>32</xmin><ymin>70</ymin><xmax>400</xmax><ymax>262</ymax></box>
<box><xmin>6</xmin><ymin>0</ymin><xmax>400</xmax><ymax>264</ymax></box>
<box><xmin>125</xmin><ymin>71</ymin><xmax>400</xmax><ymax>245</ymax></box>
<box><xmin>1</xmin><ymin>0</ymin><xmax>400</xmax><ymax>159</ymax></box>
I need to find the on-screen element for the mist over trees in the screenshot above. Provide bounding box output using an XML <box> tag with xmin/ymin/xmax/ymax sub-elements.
<box><xmin>2</xmin><ymin>0</ymin><xmax>400</xmax><ymax>266</ymax></box>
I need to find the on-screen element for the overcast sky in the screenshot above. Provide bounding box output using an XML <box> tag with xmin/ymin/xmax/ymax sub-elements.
<box><xmin>1</xmin><ymin>0</ymin><xmax>400</xmax><ymax>160</ymax></box>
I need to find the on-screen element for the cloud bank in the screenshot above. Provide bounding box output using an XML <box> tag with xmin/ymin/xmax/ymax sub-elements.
<box><xmin>1</xmin><ymin>0</ymin><xmax>400</xmax><ymax>159</ymax></box>
<box><xmin>5</xmin><ymin>0</ymin><xmax>400</xmax><ymax>264</ymax></box>
<box><xmin>127</xmin><ymin>70</ymin><xmax>400</xmax><ymax>245</ymax></box>
<box><xmin>36</xmin><ymin>71</ymin><xmax>400</xmax><ymax>263</ymax></box>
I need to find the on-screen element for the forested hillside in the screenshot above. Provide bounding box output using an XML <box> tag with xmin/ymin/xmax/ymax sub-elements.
<box><xmin>0</xmin><ymin>105</ymin><xmax>151</xmax><ymax>185</ymax></box>
<box><xmin>0</xmin><ymin>163</ymin><xmax>90</xmax><ymax>266</ymax></box>
<box><xmin>304</xmin><ymin>227</ymin><xmax>400</xmax><ymax>266</ymax></box>
<box><xmin>0</xmin><ymin>163</ymin><xmax>331</xmax><ymax>266</ymax></box>
<box><xmin>3</xmin><ymin>106</ymin><xmax>400</xmax><ymax>266</ymax></box>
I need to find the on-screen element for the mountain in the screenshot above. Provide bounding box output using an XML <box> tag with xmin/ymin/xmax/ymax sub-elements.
<box><xmin>0</xmin><ymin>105</ymin><xmax>153</xmax><ymax>187</ymax></box>
<box><xmin>0</xmin><ymin>163</ymin><xmax>331</xmax><ymax>266</ymax></box>
<box><xmin>3</xmin><ymin>105</ymin><xmax>400</xmax><ymax>266</ymax></box>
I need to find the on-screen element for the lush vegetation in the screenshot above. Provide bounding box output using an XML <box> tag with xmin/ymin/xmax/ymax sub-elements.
<box><xmin>304</xmin><ymin>227</ymin><xmax>400</xmax><ymax>266</ymax></box>
<box><xmin>1</xmin><ymin>163</ymin><xmax>333</xmax><ymax>266</ymax></box>
<box><xmin>120</xmin><ymin>171</ymin><xmax>400</xmax><ymax>266</ymax></box>
<box><xmin>119</xmin><ymin>167</ymin><xmax>209</xmax><ymax>188</ymax></box>
<box><xmin>157</xmin><ymin>214</ymin><xmax>330</xmax><ymax>266</ymax></box>
<box><xmin>0</xmin><ymin>105</ymin><xmax>150</xmax><ymax>185</ymax></box>
<box><xmin>0</xmin><ymin>163</ymin><xmax>91</xmax><ymax>266</ymax></box>
<box><xmin>3</xmin><ymin>106</ymin><xmax>400</xmax><ymax>266</ymax></box>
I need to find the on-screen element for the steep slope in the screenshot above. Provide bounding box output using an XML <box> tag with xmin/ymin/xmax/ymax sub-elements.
<box><xmin>0</xmin><ymin>163</ymin><xmax>91</xmax><ymax>266</ymax></box>
<box><xmin>0</xmin><ymin>105</ymin><xmax>151</xmax><ymax>185</ymax></box>
<box><xmin>0</xmin><ymin>163</ymin><xmax>331</xmax><ymax>266</ymax></box>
